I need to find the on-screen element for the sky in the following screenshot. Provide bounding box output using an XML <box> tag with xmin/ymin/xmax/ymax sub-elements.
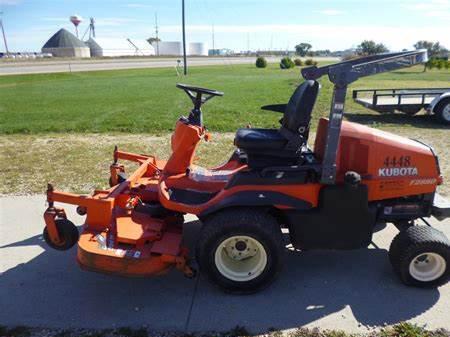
<box><xmin>0</xmin><ymin>0</ymin><xmax>449</xmax><ymax>53</ymax></box>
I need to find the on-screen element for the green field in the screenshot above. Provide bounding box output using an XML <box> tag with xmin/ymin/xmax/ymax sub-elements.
<box><xmin>1</xmin><ymin>63</ymin><xmax>449</xmax><ymax>195</ymax></box>
<box><xmin>1</xmin><ymin>63</ymin><xmax>449</xmax><ymax>134</ymax></box>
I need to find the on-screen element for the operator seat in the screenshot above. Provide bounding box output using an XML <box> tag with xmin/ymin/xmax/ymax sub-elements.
<box><xmin>235</xmin><ymin>80</ymin><xmax>320</xmax><ymax>167</ymax></box>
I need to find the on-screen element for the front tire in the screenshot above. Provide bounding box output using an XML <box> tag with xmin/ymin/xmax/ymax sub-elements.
<box><xmin>196</xmin><ymin>208</ymin><xmax>283</xmax><ymax>293</ymax></box>
<box><xmin>389</xmin><ymin>226</ymin><xmax>450</xmax><ymax>287</ymax></box>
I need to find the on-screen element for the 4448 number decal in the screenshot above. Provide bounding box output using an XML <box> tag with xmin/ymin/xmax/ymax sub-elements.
<box><xmin>379</xmin><ymin>156</ymin><xmax>418</xmax><ymax>177</ymax></box>
<box><xmin>383</xmin><ymin>156</ymin><xmax>411</xmax><ymax>167</ymax></box>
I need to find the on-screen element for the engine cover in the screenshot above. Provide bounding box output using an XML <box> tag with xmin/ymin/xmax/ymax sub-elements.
<box><xmin>314</xmin><ymin>118</ymin><xmax>441</xmax><ymax>201</ymax></box>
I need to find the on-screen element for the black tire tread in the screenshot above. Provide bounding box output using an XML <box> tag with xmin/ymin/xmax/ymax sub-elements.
<box><xmin>196</xmin><ymin>207</ymin><xmax>283</xmax><ymax>293</ymax></box>
<box><xmin>389</xmin><ymin>226</ymin><xmax>450</xmax><ymax>287</ymax></box>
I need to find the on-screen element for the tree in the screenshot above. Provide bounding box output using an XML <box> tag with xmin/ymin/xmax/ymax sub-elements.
<box><xmin>295</xmin><ymin>43</ymin><xmax>312</xmax><ymax>57</ymax></box>
<box><xmin>356</xmin><ymin>40</ymin><xmax>389</xmax><ymax>56</ymax></box>
<box><xmin>147</xmin><ymin>37</ymin><xmax>161</xmax><ymax>45</ymax></box>
<box><xmin>414</xmin><ymin>40</ymin><xmax>448</xmax><ymax>58</ymax></box>
<box><xmin>414</xmin><ymin>40</ymin><xmax>448</xmax><ymax>72</ymax></box>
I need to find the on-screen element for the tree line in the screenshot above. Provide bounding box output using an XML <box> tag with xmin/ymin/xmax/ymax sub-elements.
<box><xmin>295</xmin><ymin>40</ymin><xmax>448</xmax><ymax>70</ymax></box>
<box><xmin>295</xmin><ymin>40</ymin><xmax>448</xmax><ymax>58</ymax></box>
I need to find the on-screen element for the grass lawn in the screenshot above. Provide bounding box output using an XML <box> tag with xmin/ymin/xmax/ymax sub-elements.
<box><xmin>0</xmin><ymin>63</ymin><xmax>449</xmax><ymax>134</ymax></box>
<box><xmin>0</xmin><ymin>63</ymin><xmax>449</xmax><ymax>195</ymax></box>
<box><xmin>1</xmin><ymin>128</ymin><xmax>449</xmax><ymax>196</ymax></box>
<box><xmin>0</xmin><ymin>322</ymin><xmax>449</xmax><ymax>337</ymax></box>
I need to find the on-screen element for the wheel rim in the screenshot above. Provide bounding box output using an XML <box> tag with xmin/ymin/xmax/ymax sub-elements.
<box><xmin>442</xmin><ymin>103</ymin><xmax>450</xmax><ymax>122</ymax></box>
<box><xmin>409</xmin><ymin>252</ymin><xmax>446</xmax><ymax>282</ymax></box>
<box><xmin>214</xmin><ymin>235</ymin><xmax>268</xmax><ymax>282</ymax></box>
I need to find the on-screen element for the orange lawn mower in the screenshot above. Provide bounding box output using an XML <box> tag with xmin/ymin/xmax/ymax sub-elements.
<box><xmin>44</xmin><ymin>50</ymin><xmax>450</xmax><ymax>293</ymax></box>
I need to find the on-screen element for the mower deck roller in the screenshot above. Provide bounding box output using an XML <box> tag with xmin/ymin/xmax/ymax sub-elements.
<box><xmin>44</xmin><ymin>50</ymin><xmax>450</xmax><ymax>293</ymax></box>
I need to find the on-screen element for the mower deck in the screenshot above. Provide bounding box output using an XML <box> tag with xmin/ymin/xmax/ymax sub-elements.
<box><xmin>44</xmin><ymin>149</ymin><xmax>194</xmax><ymax>278</ymax></box>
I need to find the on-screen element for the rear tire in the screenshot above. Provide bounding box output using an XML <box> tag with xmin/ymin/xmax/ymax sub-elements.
<box><xmin>43</xmin><ymin>219</ymin><xmax>79</xmax><ymax>251</ymax></box>
<box><xmin>389</xmin><ymin>226</ymin><xmax>450</xmax><ymax>287</ymax></box>
<box><xmin>434</xmin><ymin>97</ymin><xmax>450</xmax><ymax>125</ymax></box>
<box><xmin>196</xmin><ymin>208</ymin><xmax>283</xmax><ymax>293</ymax></box>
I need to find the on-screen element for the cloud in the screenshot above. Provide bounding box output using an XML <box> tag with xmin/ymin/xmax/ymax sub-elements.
<box><xmin>158</xmin><ymin>23</ymin><xmax>450</xmax><ymax>49</ymax></box>
<box><xmin>0</xmin><ymin>0</ymin><xmax>22</xmax><ymax>5</ymax></box>
<box><xmin>40</xmin><ymin>17</ymin><xmax>143</xmax><ymax>28</ymax></box>
<box><xmin>126</xmin><ymin>3</ymin><xmax>153</xmax><ymax>9</ymax></box>
<box><xmin>404</xmin><ymin>0</ymin><xmax>450</xmax><ymax>18</ymax></box>
<box><xmin>318</xmin><ymin>9</ymin><xmax>344</xmax><ymax>16</ymax></box>
<box><xmin>41</xmin><ymin>17</ymin><xmax>68</xmax><ymax>22</ymax></box>
<box><xmin>95</xmin><ymin>17</ymin><xmax>141</xmax><ymax>26</ymax></box>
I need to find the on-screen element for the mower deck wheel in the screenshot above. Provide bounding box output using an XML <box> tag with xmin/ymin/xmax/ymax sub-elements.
<box><xmin>109</xmin><ymin>172</ymin><xmax>127</xmax><ymax>187</ymax></box>
<box><xmin>43</xmin><ymin>219</ymin><xmax>79</xmax><ymax>251</ymax></box>
<box><xmin>196</xmin><ymin>208</ymin><xmax>283</xmax><ymax>293</ymax></box>
<box><xmin>389</xmin><ymin>226</ymin><xmax>450</xmax><ymax>287</ymax></box>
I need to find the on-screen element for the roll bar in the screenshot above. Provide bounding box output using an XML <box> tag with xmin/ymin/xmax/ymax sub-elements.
<box><xmin>301</xmin><ymin>50</ymin><xmax>428</xmax><ymax>185</ymax></box>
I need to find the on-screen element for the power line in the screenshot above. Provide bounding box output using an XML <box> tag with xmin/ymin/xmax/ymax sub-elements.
<box><xmin>212</xmin><ymin>23</ymin><xmax>215</xmax><ymax>51</ymax></box>
<box><xmin>182</xmin><ymin>0</ymin><xmax>187</xmax><ymax>75</ymax></box>
<box><xmin>154</xmin><ymin>12</ymin><xmax>159</xmax><ymax>56</ymax></box>
<box><xmin>0</xmin><ymin>12</ymin><xmax>9</xmax><ymax>55</ymax></box>
<box><xmin>247</xmin><ymin>32</ymin><xmax>250</xmax><ymax>54</ymax></box>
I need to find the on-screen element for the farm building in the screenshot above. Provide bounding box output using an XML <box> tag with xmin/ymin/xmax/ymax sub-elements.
<box><xmin>86</xmin><ymin>38</ymin><xmax>136</xmax><ymax>57</ymax></box>
<box><xmin>42</xmin><ymin>28</ymin><xmax>90</xmax><ymax>58</ymax></box>
<box><xmin>86</xmin><ymin>38</ymin><xmax>155</xmax><ymax>57</ymax></box>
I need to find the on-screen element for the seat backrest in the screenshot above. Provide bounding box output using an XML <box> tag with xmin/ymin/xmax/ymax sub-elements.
<box><xmin>281</xmin><ymin>80</ymin><xmax>320</xmax><ymax>139</ymax></box>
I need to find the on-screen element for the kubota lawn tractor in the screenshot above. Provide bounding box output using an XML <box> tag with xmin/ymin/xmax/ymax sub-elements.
<box><xmin>43</xmin><ymin>50</ymin><xmax>450</xmax><ymax>293</ymax></box>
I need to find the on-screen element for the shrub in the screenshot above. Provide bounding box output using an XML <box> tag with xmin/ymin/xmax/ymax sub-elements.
<box><xmin>425</xmin><ymin>57</ymin><xmax>449</xmax><ymax>70</ymax></box>
<box><xmin>294</xmin><ymin>58</ymin><xmax>303</xmax><ymax>66</ymax></box>
<box><xmin>280</xmin><ymin>57</ymin><xmax>295</xmax><ymax>69</ymax></box>
<box><xmin>304</xmin><ymin>58</ymin><xmax>318</xmax><ymax>66</ymax></box>
<box><xmin>255</xmin><ymin>56</ymin><xmax>267</xmax><ymax>68</ymax></box>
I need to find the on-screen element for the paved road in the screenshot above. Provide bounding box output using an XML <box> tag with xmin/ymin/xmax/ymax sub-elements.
<box><xmin>0</xmin><ymin>57</ymin><xmax>339</xmax><ymax>76</ymax></box>
<box><xmin>1</xmin><ymin>195</ymin><xmax>449</xmax><ymax>333</ymax></box>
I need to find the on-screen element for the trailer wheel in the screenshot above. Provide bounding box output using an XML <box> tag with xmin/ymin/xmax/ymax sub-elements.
<box><xmin>434</xmin><ymin>97</ymin><xmax>450</xmax><ymax>125</ymax></box>
<box><xmin>196</xmin><ymin>208</ymin><xmax>283</xmax><ymax>293</ymax></box>
<box><xmin>43</xmin><ymin>219</ymin><xmax>79</xmax><ymax>251</ymax></box>
<box><xmin>389</xmin><ymin>226</ymin><xmax>450</xmax><ymax>287</ymax></box>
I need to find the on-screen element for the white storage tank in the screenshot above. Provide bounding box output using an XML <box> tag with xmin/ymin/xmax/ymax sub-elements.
<box><xmin>156</xmin><ymin>41</ymin><xmax>182</xmax><ymax>56</ymax></box>
<box><xmin>188</xmin><ymin>42</ymin><xmax>207</xmax><ymax>56</ymax></box>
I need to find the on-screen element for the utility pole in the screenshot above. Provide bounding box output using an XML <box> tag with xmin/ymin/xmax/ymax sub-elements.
<box><xmin>154</xmin><ymin>12</ymin><xmax>159</xmax><ymax>56</ymax></box>
<box><xmin>0</xmin><ymin>12</ymin><xmax>9</xmax><ymax>55</ymax></box>
<box><xmin>247</xmin><ymin>32</ymin><xmax>250</xmax><ymax>55</ymax></box>
<box><xmin>181</xmin><ymin>0</ymin><xmax>187</xmax><ymax>75</ymax></box>
<box><xmin>212</xmin><ymin>24</ymin><xmax>215</xmax><ymax>52</ymax></box>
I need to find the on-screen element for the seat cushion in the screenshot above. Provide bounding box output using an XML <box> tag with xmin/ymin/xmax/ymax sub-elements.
<box><xmin>235</xmin><ymin>128</ymin><xmax>287</xmax><ymax>150</ymax></box>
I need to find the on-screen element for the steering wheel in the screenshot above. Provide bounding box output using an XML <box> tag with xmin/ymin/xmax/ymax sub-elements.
<box><xmin>176</xmin><ymin>83</ymin><xmax>223</xmax><ymax>127</ymax></box>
